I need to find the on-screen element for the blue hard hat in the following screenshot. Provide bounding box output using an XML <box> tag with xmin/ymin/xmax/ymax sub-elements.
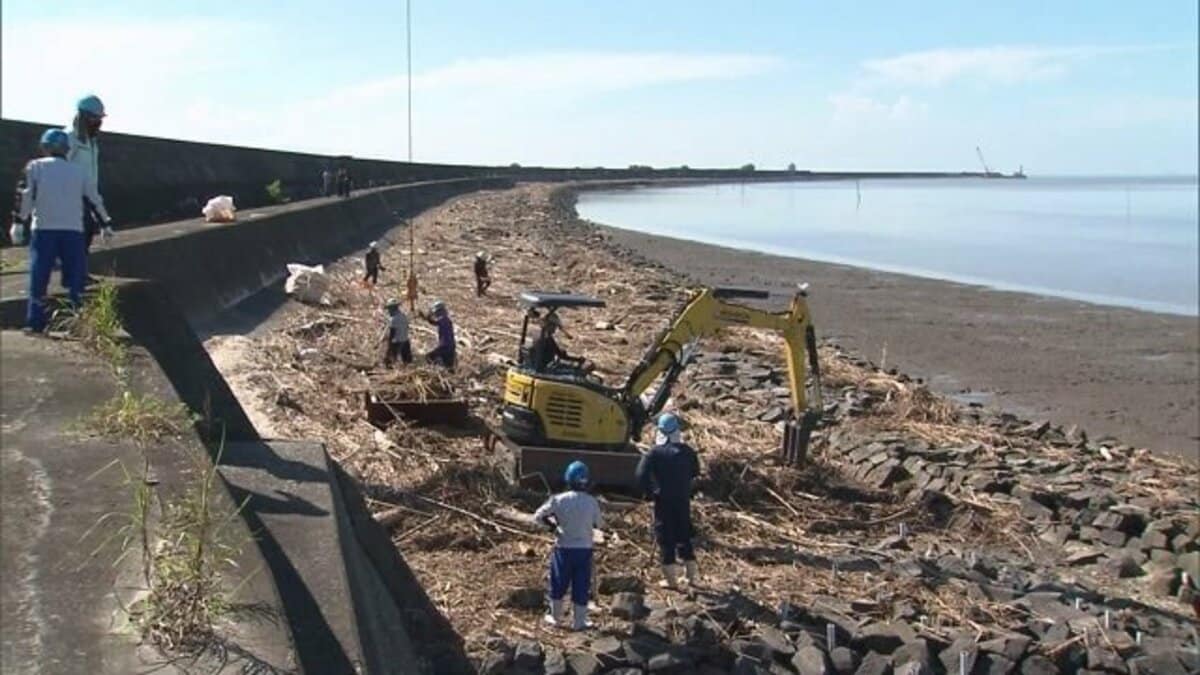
<box><xmin>40</xmin><ymin>129</ymin><xmax>70</xmax><ymax>155</ymax></box>
<box><xmin>564</xmin><ymin>461</ymin><xmax>589</xmax><ymax>488</ymax></box>
<box><xmin>657</xmin><ymin>413</ymin><xmax>681</xmax><ymax>434</ymax></box>
<box><xmin>77</xmin><ymin>94</ymin><xmax>106</xmax><ymax>117</ymax></box>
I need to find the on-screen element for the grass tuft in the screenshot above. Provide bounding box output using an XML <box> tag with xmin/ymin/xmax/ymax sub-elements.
<box><xmin>84</xmin><ymin>390</ymin><xmax>192</xmax><ymax>446</ymax></box>
<box><xmin>53</xmin><ymin>278</ymin><xmax>127</xmax><ymax>371</ymax></box>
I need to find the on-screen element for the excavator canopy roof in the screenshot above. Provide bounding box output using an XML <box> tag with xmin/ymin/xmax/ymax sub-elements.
<box><xmin>518</xmin><ymin>291</ymin><xmax>606</xmax><ymax>310</ymax></box>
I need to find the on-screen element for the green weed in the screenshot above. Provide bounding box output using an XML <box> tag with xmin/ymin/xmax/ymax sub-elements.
<box><xmin>84</xmin><ymin>390</ymin><xmax>192</xmax><ymax>446</ymax></box>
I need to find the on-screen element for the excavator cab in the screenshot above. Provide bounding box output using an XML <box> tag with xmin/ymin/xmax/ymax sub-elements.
<box><xmin>513</xmin><ymin>291</ymin><xmax>605</xmax><ymax>378</ymax></box>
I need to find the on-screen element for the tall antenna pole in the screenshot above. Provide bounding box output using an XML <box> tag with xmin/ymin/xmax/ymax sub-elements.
<box><xmin>405</xmin><ymin>0</ymin><xmax>418</xmax><ymax>312</ymax></box>
<box><xmin>407</xmin><ymin>0</ymin><xmax>413</xmax><ymax>162</ymax></box>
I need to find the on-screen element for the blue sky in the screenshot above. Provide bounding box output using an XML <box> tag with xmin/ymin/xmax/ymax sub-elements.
<box><xmin>2</xmin><ymin>1</ymin><xmax>1196</xmax><ymax>173</ymax></box>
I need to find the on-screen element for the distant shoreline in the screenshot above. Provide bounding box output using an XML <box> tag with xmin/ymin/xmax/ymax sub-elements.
<box><xmin>561</xmin><ymin>185</ymin><xmax>1200</xmax><ymax>462</ymax></box>
<box><xmin>573</xmin><ymin>179</ymin><xmax>1199</xmax><ymax>318</ymax></box>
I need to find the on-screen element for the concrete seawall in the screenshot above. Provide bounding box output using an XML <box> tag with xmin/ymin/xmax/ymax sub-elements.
<box><xmin>2</xmin><ymin>117</ymin><xmax>1008</xmax><ymax>232</ymax></box>
<box><xmin>87</xmin><ymin>177</ymin><xmax>510</xmax><ymax>324</ymax></box>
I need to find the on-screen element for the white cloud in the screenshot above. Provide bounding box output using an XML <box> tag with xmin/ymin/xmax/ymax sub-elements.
<box><xmin>828</xmin><ymin>93</ymin><xmax>927</xmax><ymax>122</ymax></box>
<box><xmin>1</xmin><ymin>18</ymin><xmax>266</xmax><ymax>132</ymax></box>
<box><xmin>327</xmin><ymin>51</ymin><xmax>780</xmax><ymax>105</ymax></box>
<box><xmin>862</xmin><ymin>44</ymin><xmax>1184</xmax><ymax>87</ymax></box>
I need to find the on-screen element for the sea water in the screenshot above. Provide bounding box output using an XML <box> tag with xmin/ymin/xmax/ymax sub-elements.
<box><xmin>576</xmin><ymin>177</ymin><xmax>1199</xmax><ymax>316</ymax></box>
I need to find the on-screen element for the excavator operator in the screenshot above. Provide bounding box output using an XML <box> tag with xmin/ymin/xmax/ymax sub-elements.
<box><xmin>528</xmin><ymin>312</ymin><xmax>587</xmax><ymax>374</ymax></box>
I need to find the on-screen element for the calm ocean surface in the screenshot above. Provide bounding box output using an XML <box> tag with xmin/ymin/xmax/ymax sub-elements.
<box><xmin>576</xmin><ymin>177</ymin><xmax>1199</xmax><ymax>316</ymax></box>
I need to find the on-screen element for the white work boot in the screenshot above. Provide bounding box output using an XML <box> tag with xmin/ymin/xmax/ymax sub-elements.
<box><xmin>544</xmin><ymin>599</ymin><xmax>564</xmax><ymax>627</ymax></box>
<box><xmin>684</xmin><ymin>560</ymin><xmax>700</xmax><ymax>586</ymax></box>
<box><xmin>658</xmin><ymin>564</ymin><xmax>681</xmax><ymax>589</ymax></box>
<box><xmin>572</xmin><ymin>604</ymin><xmax>594</xmax><ymax>631</ymax></box>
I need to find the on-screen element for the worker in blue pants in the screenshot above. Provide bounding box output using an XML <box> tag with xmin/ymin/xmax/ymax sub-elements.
<box><xmin>15</xmin><ymin>129</ymin><xmax>107</xmax><ymax>333</ymax></box>
<box><xmin>635</xmin><ymin>412</ymin><xmax>702</xmax><ymax>589</ymax></box>
<box><xmin>533</xmin><ymin>461</ymin><xmax>602</xmax><ymax>631</ymax></box>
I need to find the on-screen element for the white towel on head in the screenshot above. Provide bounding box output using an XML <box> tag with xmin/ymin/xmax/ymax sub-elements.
<box><xmin>655</xmin><ymin>430</ymin><xmax>682</xmax><ymax>446</ymax></box>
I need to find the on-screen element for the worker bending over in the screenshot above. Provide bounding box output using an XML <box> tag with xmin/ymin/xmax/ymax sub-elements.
<box><xmin>533</xmin><ymin>461</ymin><xmax>602</xmax><ymax>631</ymax></box>
<box><xmin>635</xmin><ymin>413</ymin><xmax>701</xmax><ymax>589</ymax></box>
<box><xmin>364</xmin><ymin>241</ymin><xmax>384</xmax><ymax>286</ymax></box>
<box><xmin>420</xmin><ymin>300</ymin><xmax>456</xmax><ymax>369</ymax></box>
<box><xmin>381</xmin><ymin>299</ymin><xmax>412</xmax><ymax>366</ymax></box>
<box><xmin>16</xmin><ymin>129</ymin><xmax>108</xmax><ymax>333</ymax></box>
<box><xmin>473</xmin><ymin>251</ymin><xmax>491</xmax><ymax>296</ymax></box>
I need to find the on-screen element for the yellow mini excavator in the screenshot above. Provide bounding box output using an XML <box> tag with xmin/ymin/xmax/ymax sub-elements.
<box><xmin>491</xmin><ymin>287</ymin><xmax>823</xmax><ymax>489</ymax></box>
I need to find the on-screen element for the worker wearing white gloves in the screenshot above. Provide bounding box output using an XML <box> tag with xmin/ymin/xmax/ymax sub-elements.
<box><xmin>16</xmin><ymin>129</ymin><xmax>105</xmax><ymax>332</ymax></box>
<box><xmin>65</xmin><ymin>94</ymin><xmax>114</xmax><ymax>250</ymax></box>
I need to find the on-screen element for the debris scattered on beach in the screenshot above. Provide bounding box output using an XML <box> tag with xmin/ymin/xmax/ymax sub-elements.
<box><xmin>209</xmin><ymin>184</ymin><xmax>1200</xmax><ymax>672</ymax></box>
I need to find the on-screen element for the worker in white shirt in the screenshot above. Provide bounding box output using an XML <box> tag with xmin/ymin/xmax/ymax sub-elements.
<box><xmin>15</xmin><ymin>129</ymin><xmax>107</xmax><ymax>332</ymax></box>
<box><xmin>66</xmin><ymin>94</ymin><xmax>114</xmax><ymax>251</ymax></box>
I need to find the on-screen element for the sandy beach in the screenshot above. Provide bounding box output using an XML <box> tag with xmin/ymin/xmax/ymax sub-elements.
<box><xmin>589</xmin><ymin>200</ymin><xmax>1199</xmax><ymax>463</ymax></box>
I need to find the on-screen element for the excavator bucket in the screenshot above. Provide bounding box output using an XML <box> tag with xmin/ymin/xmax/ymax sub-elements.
<box><xmin>782</xmin><ymin>410</ymin><xmax>819</xmax><ymax>466</ymax></box>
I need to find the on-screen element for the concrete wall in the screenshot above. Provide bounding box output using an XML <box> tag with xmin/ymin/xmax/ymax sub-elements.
<box><xmin>85</xmin><ymin>177</ymin><xmax>509</xmax><ymax>323</ymax></box>
<box><xmin>4</xmin><ymin>118</ymin><xmax>988</xmax><ymax>234</ymax></box>
<box><xmin>0</xmin><ymin>119</ymin><xmax>495</xmax><ymax>227</ymax></box>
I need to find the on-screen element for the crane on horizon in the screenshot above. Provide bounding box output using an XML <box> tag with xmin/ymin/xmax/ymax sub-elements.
<box><xmin>976</xmin><ymin>146</ymin><xmax>994</xmax><ymax>176</ymax></box>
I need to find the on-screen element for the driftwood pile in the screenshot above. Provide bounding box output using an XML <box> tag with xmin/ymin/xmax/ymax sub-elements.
<box><xmin>215</xmin><ymin>184</ymin><xmax>1199</xmax><ymax>674</ymax></box>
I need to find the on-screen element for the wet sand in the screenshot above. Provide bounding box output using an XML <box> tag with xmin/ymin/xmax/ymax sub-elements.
<box><xmin>596</xmin><ymin>223</ymin><xmax>1200</xmax><ymax>463</ymax></box>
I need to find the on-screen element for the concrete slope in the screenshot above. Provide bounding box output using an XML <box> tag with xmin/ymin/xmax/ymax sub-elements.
<box><xmin>0</xmin><ymin>331</ymin><xmax>294</xmax><ymax>674</ymax></box>
<box><xmin>218</xmin><ymin>441</ymin><xmax>473</xmax><ymax>674</ymax></box>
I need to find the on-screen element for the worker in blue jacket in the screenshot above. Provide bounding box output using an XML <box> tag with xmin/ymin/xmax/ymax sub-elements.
<box><xmin>635</xmin><ymin>412</ymin><xmax>702</xmax><ymax>589</ymax></box>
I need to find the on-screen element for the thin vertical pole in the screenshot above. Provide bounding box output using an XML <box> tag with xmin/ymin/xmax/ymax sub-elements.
<box><xmin>407</xmin><ymin>0</ymin><xmax>413</xmax><ymax>163</ymax></box>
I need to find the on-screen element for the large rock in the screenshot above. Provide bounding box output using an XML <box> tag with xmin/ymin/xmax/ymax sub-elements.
<box><xmin>854</xmin><ymin>622</ymin><xmax>916</xmax><ymax>655</ymax></box>
<box><xmin>979</xmin><ymin>636</ymin><xmax>1032</xmax><ymax>663</ymax></box>
<box><xmin>1086</xmin><ymin>646</ymin><xmax>1128</xmax><ymax>674</ymax></box>
<box><xmin>792</xmin><ymin>645</ymin><xmax>833</xmax><ymax>675</ymax></box>
<box><xmin>1177</xmin><ymin>551</ymin><xmax>1200</xmax><ymax>580</ymax></box>
<box><xmin>477</xmin><ymin>653</ymin><xmax>509</xmax><ymax>675</ymax></box>
<box><xmin>502</xmin><ymin>586</ymin><xmax>544</xmax><ymax>610</ymax></box>
<box><xmin>543</xmin><ymin>648</ymin><xmax>568</xmax><ymax>675</ymax></box>
<box><xmin>512</xmin><ymin>640</ymin><xmax>544</xmax><ymax>670</ymax></box>
<box><xmin>733</xmin><ymin>655</ymin><xmax>774</xmax><ymax>675</ymax></box>
<box><xmin>1107</xmin><ymin>554</ymin><xmax>1145</xmax><ymax>578</ymax></box>
<box><xmin>853</xmin><ymin>651</ymin><xmax>893</xmax><ymax>675</ymax></box>
<box><xmin>610</xmin><ymin>592</ymin><xmax>649</xmax><ymax>620</ymax></box>
<box><xmin>1020</xmin><ymin>654</ymin><xmax>1059</xmax><ymax>675</ymax></box>
<box><xmin>979</xmin><ymin>653</ymin><xmax>1018</xmax><ymax>675</ymax></box>
<box><xmin>647</xmin><ymin>648</ymin><xmax>695</xmax><ymax>673</ymax></box>
<box><xmin>590</xmin><ymin>636</ymin><xmax>630</xmax><ymax>669</ymax></box>
<box><xmin>566</xmin><ymin>652</ymin><xmax>603</xmax><ymax>675</ymax></box>
<box><xmin>939</xmin><ymin>636</ymin><xmax>978</xmax><ymax>674</ymax></box>
<box><xmin>1148</xmin><ymin>566</ymin><xmax>1182</xmax><ymax>596</ymax></box>
<box><xmin>830</xmin><ymin>647</ymin><xmax>860</xmax><ymax>674</ymax></box>
<box><xmin>598</xmin><ymin>574</ymin><xmax>645</xmax><ymax>595</ymax></box>
<box><xmin>682</xmin><ymin>615</ymin><xmax>721</xmax><ymax>645</ymax></box>
<box><xmin>1128</xmin><ymin>652</ymin><xmax>1190</xmax><ymax>675</ymax></box>
<box><xmin>891</xmin><ymin>640</ymin><xmax>932</xmax><ymax>672</ymax></box>
<box><xmin>624</xmin><ymin>637</ymin><xmax>670</xmax><ymax>667</ymax></box>
<box><xmin>759</xmin><ymin>625</ymin><xmax>797</xmax><ymax>660</ymax></box>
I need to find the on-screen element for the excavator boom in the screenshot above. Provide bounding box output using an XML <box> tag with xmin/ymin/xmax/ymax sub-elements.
<box><xmin>623</xmin><ymin>287</ymin><xmax>823</xmax><ymax>443</ymax></box>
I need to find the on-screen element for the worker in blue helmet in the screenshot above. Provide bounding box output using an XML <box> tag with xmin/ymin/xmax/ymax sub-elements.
<box><xmin>15</xmin><ymin>129</ymin><xmax>109</xmax><ymax>332</ymax></box>
<box><xmin>531</xmin><ymin>460</ymin><xmax>602</xmax><ymax>630</ymax></box>
<box><xmin>65</xmin><ymin>94</ymin><xmax>115</xmax><ymax>252</ymax></box>
<box><xmin>635</xmin><ymin>412</ymin><xmax>702</xmax><ymax>589</ymax></box>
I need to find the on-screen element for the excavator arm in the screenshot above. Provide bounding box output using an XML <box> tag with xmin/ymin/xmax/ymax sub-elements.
<box><xmin>622</xmin><ymin>287</ymin><xmax>823</xmax><ymax>455</ymax></box>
